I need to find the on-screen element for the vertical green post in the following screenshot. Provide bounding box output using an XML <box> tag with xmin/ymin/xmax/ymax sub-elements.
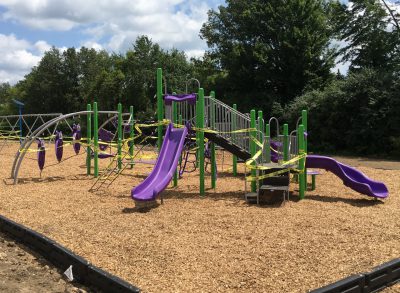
<box><xmin>302</xmin><ymin>109</ymin><xmax>308</xmax><ymax>186</ymax></box>
<box><xmin>173</xmin><ymin>101</ymin><xmax>178</xmax><ymax>187</ymax></box>
<box><xmin>283</xmin><ymin>124</ymin><xmax>289</xmax><ymax>161</ymax></box>
<box><xmin>129</xmin><ymin>106</ymin><xmax>134</xmax><ymax>169</ymax></box>
<box><xmin>117</xmin><ymin>103</ymin><xmax>122</xmax><ymax>170</ymax></box>
<box><xmin>157</xmin><ymin>68</ymin><xmax>163</xmax><ymax>150</ymax></box>
<box><xmin>250</xmin><ymin>110</ymin><xmax>257</xmax><ymax>192</ymax></box>
<box><xmin>86</xmin><ymin>103</ymin><xmax>92</xmax><ymax>175</ymax></box>
<box><xmin>198</xmin><ymin>88</ymin><xmax>205</xmax><ymax>195</ymax></box>
<box><xmin>265</xmin><ymin>123</ymin><xmax>271</xmax><ymax>163</ymax></box>
<box><xmin>210</xmin><ymin>91</ymin><xmax>217</xmax><ymax>188</ymax></box>
<box><xmin>93</xmin><ymin>102</ymin><xmax>99</xmax><ymax>178</ymax></box>
<box><xmin>257</xmin><ymin>110</ymin><xmax>263</xmax><ymax>163</ymax></box>
<box><xmin>232</xmin><ymin>103</ymin><xmax>237</xmax><ymax>176</ymax></box>
<box><xmin>311</xmin><ymin>175</ymin><xmax>316</xmax><ymax>190</ymax></box>
<box><xmin>298</xmin><ymin>124</ymin><xmax>306</xmax><ymax>199</ymax></box>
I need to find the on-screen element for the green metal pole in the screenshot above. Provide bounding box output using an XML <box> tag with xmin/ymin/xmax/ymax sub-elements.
<box><xmin>265</xmin><ymin>123</ymin><xmax>271</xmax><ymax>163</ymax></box>
<box><xmin>210</xmin><ymin>91</ymin><xmax>217</xmax><ymax>188</ymax></box>
<box><xmin>311</xmin><ymin>175</ymin><xmax>316</xmax><ymax>191</ymax></box>
<box><xmin>257</xmin><ymin>110</ymin><xmax>263</xmax><ymax>163</ymax></box>
<box><xmin>117</xmin><ymin>103</ymin><xmax>122</xmax><ymax>170</ymax></box>
<box><xmin>93</xmin><ymin>102</ymin><xmax>99</xmax><ymax>178</ymax></box>
<box><xmin>298</xmin><ymin>124</ymin><xmax>305</xmax><ymax>199</ymax></box>
<box><xmin>86</xmin><ymin>104</ymin><xmax>92</xmax><ymax>175</ymax></box>
<box><xmin>232</xmin><ymin>103</ymin><xmax>237</xmax><ymax>176</ymax></box>
<box><xmin>129</xmin><ymin>106</ymin><xmax>134</xmax><ymax>169</ymax></box>
<box><xmin>198</xmin><ymin>88</ymin><xmax>205</xmax><ymax>195</ymax></box>
<box><xmin>302</xmin><ymin>109</ymin><xmax>308</xmax><ymax>187</ymax></box>
<box><xmin>173</xmin><ymin>101</ymin><xmax>178</xmax><ymax>187</ymax></box>
<box><xmin>250</xmin><ymin>110</ymin><xmax>256</xmax><ymax>192</ymax></box>
<box><xmin>283</xmin><ymin>123</ymin><xmax>289</xmax><ymax>162</ymax></box>
<box><xmin>157</xmin><ymin>68</ymin><xmax>163</xmax><ymax>150</ymax></box>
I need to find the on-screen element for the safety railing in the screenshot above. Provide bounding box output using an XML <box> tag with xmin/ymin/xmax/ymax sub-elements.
<box><xmin>204</xmin><ymin>96</ymin><xmax>252</xmax><ymax>155</ymax></box>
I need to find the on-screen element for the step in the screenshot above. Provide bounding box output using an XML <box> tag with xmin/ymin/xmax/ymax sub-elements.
<box><xmin>260</xmin><ymin>185</ymin><xmax>289</xmax><ymax>192</ymax></box>
<box><xmin>245</xmin><ymin>192</ymin><xmax>258</xmax><ymax>198</ymax></box>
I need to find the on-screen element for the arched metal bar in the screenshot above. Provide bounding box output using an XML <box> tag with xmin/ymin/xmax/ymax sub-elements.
<box><xmin>289</xmin><ymin>129</ymin><xmax>298</xmax><ymax>156</ymax></box>
<box><xmin>12</xmin><ymin>110</ymin><xmax>120</xmax><ymax>184</ymax></box>
<box><xmin>296</xmin><ymin>116</ymin><xmax>302</xmax><ymax>130</ymax></box>
<box><xmin>185</xmin><ymin>78</ymin><xmax>201</xmax><ymax>93</ymax></box>
<box><xmin>268</xmin><ymin>117</ymin><xmax>280</xmax><ymax>137</ymax></box>
<box><xmin>11</xmin><ymin>115</ymin><xmax>63</xmax><ymax>178</ymax></box>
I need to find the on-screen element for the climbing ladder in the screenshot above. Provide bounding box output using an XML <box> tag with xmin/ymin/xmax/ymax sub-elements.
<box><xmin>89</xmin><ymin>152</ymin><xmax>132</xmax><ymax>192</ymax></box>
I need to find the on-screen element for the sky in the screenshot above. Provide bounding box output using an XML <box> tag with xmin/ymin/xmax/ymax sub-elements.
<box><xmin>0</xmin><ymin>0</ymin><xmax>225</xmax><ymax>84</ymax></box>
<box><xmin>0</xmin><ymin>0</ymin><xmax>398</xmax><ymax>85</ymax></box>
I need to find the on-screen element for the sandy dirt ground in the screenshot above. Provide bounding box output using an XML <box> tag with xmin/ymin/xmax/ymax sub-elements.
<box><xmin>0</xmin><ymin>231</ymin><xmax>92</xmax><ymax>293</ymax></box>
<box><xmin>0</xmin><ymin>140</ymin><xmax>399</xmax><ymax>292</ymax></box>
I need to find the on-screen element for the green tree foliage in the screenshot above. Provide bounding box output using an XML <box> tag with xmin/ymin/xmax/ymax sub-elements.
<box><xmin>119</xmin><ymin>36</ymin><xmax>195</xmax><ymax>119</ymax></box>
<box><xmin>330</xmin><ymin>0</ymin><xmax>400</xmax><ymax>72</ymax></box>
<box><xmin>200</xmin><ymin>0</ymin><xmax>336</xmax><ymax>111</ymax></box>
<box><xmin>6</xmin><ymin>36</ymin><xmax>195</xmax><ymax>118</ymax></box>
<box><xmin>14</xmin><ymin>47</ymin><xmax>116</xmax><ymax>114</ymax></box>
<box><xmin>285</xmin><ymin>68</ymin><xmax>400</xmax><ymax>157</ymax></box>
<box><xmin>0</xmin><ymin>83</ymin><xmax>12</xmax><ymax>115</ymax></box>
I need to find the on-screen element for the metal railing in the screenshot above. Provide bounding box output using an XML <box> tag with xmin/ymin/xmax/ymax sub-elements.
<box><xmin>204</xmin><ymin>96</ymin><xmax>253</xmax><ymax>155</ymax></box>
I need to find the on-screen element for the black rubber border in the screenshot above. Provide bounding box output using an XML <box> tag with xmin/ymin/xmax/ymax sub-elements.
<box><xmin>1</xmin><ymin>213</ymin><xmax>398</xmax><ymax>293</ymax></box>
<box><xmin>311</xmin><ymin>258</ymin><xmax>400</xmax><ymax>293</ymax></box>
<box><xmin>0</xmin><ymin>214</ymin><xmax>140</xmax><ymax>293</ymax></box>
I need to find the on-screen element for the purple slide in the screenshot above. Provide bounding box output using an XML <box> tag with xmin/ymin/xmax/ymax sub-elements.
<box><xmin>306</xmin><ymin>155</ymin><xmax>388</xmax><ymax>198</ymax></box>
<box><xmin>131</xmin><ymin>123</ymin><xmax>188</xmax><ymax>202</ymax></box>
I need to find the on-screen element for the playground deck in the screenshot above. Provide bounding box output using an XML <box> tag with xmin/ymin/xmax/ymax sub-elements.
<box><xmin>0</xmin><ymin>142</ymin><xmax>399</xmax><ymax>292</ymax></box>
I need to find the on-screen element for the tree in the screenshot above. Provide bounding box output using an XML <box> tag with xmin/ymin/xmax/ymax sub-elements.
<box><xmin>0</xmin><ymin>83</ymin><xmax>11</xmax><ymax>114</ymax></box>
<box><xmin>284</xmin><ymin>68</ymin><xmax>400</xmax><ymax>157</ymax></box>
<box><xmin>119</xmin><ymin>36</ymin><xmax>195</xmax><ymax>118</ymax></box>
<box><xmin>200</xmin><ymin>0</ymin><xmax>335</xmax><ymax>111</ymax></box>
<box><xmin>330</xmin><ymin>0</ymin><xmax>400</xmax><ymax>72</ymax></box>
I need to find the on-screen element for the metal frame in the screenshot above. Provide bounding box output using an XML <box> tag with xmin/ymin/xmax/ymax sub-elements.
<box><xmin>11</xmin><ymin>110</ymin><xmax>122</xmax><ymax>184</ymax></box>
<box><xmin>0</xmin><ymin>113</ymin><xmax>63</xmax><ymax>151</ymax></box>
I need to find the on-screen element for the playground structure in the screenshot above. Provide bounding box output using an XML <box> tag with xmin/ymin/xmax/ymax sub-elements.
<box><xmin>130</xmin><ymin>68</ymin><xmax>389</xmax><ymax>207</ymax></box>
<box><xmin>0</xmin><ymin>69</ymin><xmax>396</xmax><ymax>293</ymax></box>
<box><xmin>1</xmin><ymin>67</ymin><xmax>389</xmax><ymax>207</ymax></box>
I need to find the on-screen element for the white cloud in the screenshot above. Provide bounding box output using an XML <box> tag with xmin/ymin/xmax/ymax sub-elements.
<box><xmin>0</xmin><ymin>34</ymin><xmax>43</xmax><ymax>84</ymax></box>
<box><xmin>81</xmin><ymin>41</ymin><xmax>103</xmax><ymax>51</ymax></box>
<box><xmin>0</xmin><ymin>0</ymin><xmax>212</xmax><ymax>53</ymax></box>
<box><xmin>0</xmin><ymin>0</ymin><xmax>221</xmax><ymax>83</ymax></box>
<box><xmin>34</xmin><ymin>40</ymin><xmax>51</xmax><ymax>54</ymax></box>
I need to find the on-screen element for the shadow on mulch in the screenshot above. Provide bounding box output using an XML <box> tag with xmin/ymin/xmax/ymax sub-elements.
<box><xmin>305</xmin><ymin>194</ymin><xmax>384</xmax><ymax>207</ymax></box>
<box><xmin>4</xmin><ymin>174</ymin><xmax>90</xmax><ymax>185</ymax></box>
<box><xmin>122</xmin><ymin>206</ymin><xmax>156</xmax><ymax>214</ymax></box>
<box><xmin>161</xmin><ymin>189</ymin><xmax>244</xmax><ymax>201</ymax></box>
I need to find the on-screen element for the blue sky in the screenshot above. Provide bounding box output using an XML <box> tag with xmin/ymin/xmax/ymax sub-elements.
<box><xmin>0</xmin><ymin>0</ymin><xmax>225</xmax><ymax>84</ymax></box>
<box><xmin>0</xmin><ymin>0</ymin><xmax>398</xmax><ymax>84</ymax></box>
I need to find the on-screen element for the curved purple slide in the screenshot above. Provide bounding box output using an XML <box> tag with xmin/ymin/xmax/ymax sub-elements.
<box><xmin>131</xmin><ymin>123</ymin><xmax>188</xmax><ymax>202</ymax></box>
<box><xmin>306</xmin><ymin>155</ymin><xmax>388</xmax><ymax>198</ymax></box>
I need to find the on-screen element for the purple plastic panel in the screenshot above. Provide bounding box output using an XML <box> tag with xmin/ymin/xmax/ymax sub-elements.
<box><xmin>55</xmin><ymin>131</ymin><xmax>63</xmax><ymax>162</ymax></box>
<box><xmin>98</xmin><ymin>128</ymin><xmax>114</xmax><ymax>151</ymax></box>
<box><xmin>37</xmin><ymin>139</ymin><xmax>46</xmax><ymax>171</ymax></box>
<box><xmin>163</xmin><ymin>93</ymin><xmax>197</xmax><ymax>105</ymax></box>
<box><xmin>72</xmin><ymin>124</ymin><xmax>81</xmax><ymax>155</ymax></box>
